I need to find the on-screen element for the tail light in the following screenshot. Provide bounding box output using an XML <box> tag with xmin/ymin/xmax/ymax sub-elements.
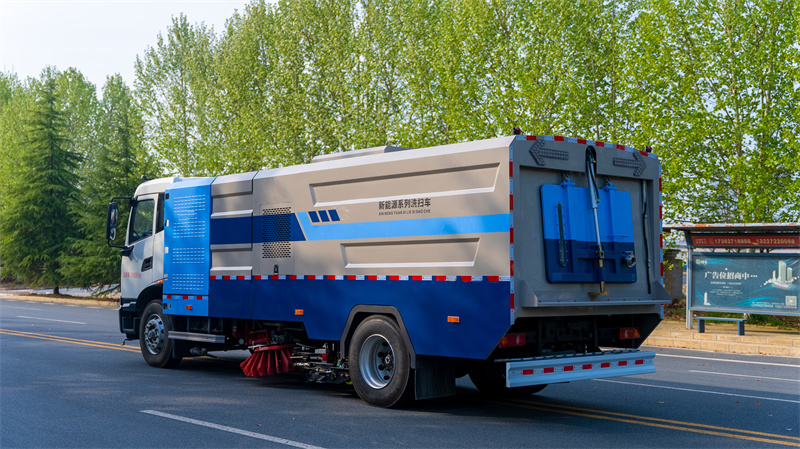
<box><xmin>498</xmin><ymin>332</ymin><xmax>526</xmax><ymax>348</ymax></box>
<box><xmin>619</xmin><ymin>327</ymin><xmax>641</xmax><ymax>340</ymax></box>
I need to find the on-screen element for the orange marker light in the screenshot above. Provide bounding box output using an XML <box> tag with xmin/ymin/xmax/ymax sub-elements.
<box><xmin>186</xmin><ymin>305</ymin><xmax>193</xmax><ymax>311</ymax></box>
<box><xmin>447</xmin><ymin>316</ymin><xmax>460</xmax><ymax>323</ymax></box>
<box><xmin>295</xmin><ymin>309</ymin><xmax>304</xmax><ymax>316</ymax></box>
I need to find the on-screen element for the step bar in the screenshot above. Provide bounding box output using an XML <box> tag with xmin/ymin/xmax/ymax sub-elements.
<box><xmin>168</xmin><ymin>331</ymin><xmax>226</xmax><ymax>344</ymax></box>
<box><xmin>505</xmin><ymin>350</ymin><xmax>656</xmax><ymax>388</ymax></box>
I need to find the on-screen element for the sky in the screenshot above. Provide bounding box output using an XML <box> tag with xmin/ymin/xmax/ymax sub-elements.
<box><xmin>1</xmin><ymin>0</ymin><xmax>249</xmax><ymax>89</ymax></box>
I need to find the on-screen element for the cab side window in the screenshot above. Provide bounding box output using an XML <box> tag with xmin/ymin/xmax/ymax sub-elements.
<box><xmin>156</xmin><ymin>193</ymin><xmax>165</xmax><ymax>234</ymax></box>
<box><xmin>129</xmin><ymin>199</ymin><xmax>154</xmax><ymax>244</ymax></box>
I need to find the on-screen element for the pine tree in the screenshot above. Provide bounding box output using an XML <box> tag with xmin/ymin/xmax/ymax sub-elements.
<box><xmin>0</xmin><ymin>70</ymin><xmax>81</xmax><ymax>293</ymax></box>
<box><xmin>59</xmin><ymin>74</ymin><xmax>146</xmax><ymax>291</ymax></box>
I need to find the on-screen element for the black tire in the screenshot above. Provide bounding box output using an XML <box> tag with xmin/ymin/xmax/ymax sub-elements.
<box><xmin>139</xmin><ymin>300</ymin><xmax>182</xmax><ymax>368</ymax></box>
<box><xmin>468</xmin><ymin>362</ymin><xmax>547</xmax><ymax>397</ymax></box>
<box><xmin>349</xmin><ymin>316</ymin><xmax>415</xmax><ymax>408</ymax></box>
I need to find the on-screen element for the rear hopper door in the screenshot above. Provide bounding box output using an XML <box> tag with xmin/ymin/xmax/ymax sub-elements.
<box><xmin>540</xmin><ymin>181</ymin><xmax>636</xmax><ymax>284</ymax></box>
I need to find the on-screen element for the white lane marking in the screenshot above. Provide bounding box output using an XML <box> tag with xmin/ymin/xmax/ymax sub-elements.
<box><xmin>141</xmin><ymin>410</ymin><xmax>327</xmax><ymax>449</ymax></box>
<box><xmin>657</xmin><ymin>353</ymin><xmax>800</xmax><ymax>368</ymax></box>
<box><xmin>593</xmin><ymin>379</ymin><xmax>800</xmax><ymax>404</ymax></box>
<box><xmin>0</xmin><ymin>305</ymin><xmax>41</xmax><ymax>310</ymax></box>
<box><xmin>688</xmin><ymin>370</ymin><xmax>800</xmax><ymax>383</ymax></box>
<box><xmin>16</xmin><ymin>316</ymin><xmax>86</xmax><ymax>325</ymax></box>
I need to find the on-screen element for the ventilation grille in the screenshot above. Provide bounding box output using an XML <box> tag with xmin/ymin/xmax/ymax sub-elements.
<box><xmin>262</xmin><ymin>207</ymin><xmax>292</xmax><ymax>259</ymax></box>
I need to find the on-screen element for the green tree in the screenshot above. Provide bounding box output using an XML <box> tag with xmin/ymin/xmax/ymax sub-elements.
<box><xmin>135</xmin><ymin>14</ymin><xmax>219</xmax><ymax>176</ymax></box>
<box><xmin>628</xmin><ymin>0</ymin><xmax>799</xmax><ymax>224</ymax></box>
<box><xmin>59</xmin><ymin>74</ymin><xmax>148</xmax><ymax>291</ymax></box>
<box><xmin>0</xmin><ymin>69</ymin><xmax>81</xmax><ymax>292</ymax></box>
<box><xmin>0</xmin><ymin>73</ymin><xmax>30</xmax><ymax>210</ymax></box>
<box><xmin>215</xmin><ymin>0</ymin><xmax>291</xmax><ymax>171</ymax></box>
<box><xmin>55</xmin><ymin>68</ymin><xmax>99</xmax><ymax>173</ymax></box>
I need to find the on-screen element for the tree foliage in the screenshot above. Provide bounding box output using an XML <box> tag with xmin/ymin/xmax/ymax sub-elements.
<box><xmin>59</xmin><ymin>75</ymin><xmax>149</xmax><ymax>290</ymax></box>
<box><xmin>0</xmin><ymin>0</ymin><xmax>796</xmax><ymax>290</ymax></box>
<box><xmin>628</xmin><ymin>0</ymin><xmax>799</xmax><ymax>223</ymax></box>
<box><xmin>0</xmin><ymin>70</ymin><xmax>82</xmax><ymax>292</ymax></box>
<box><xmin>135</xmin><ymin>14</ymin><xmax>219</xmax><ymax>176</ymax></box>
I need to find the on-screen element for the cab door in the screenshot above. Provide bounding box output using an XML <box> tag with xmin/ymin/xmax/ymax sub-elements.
<box><xmin>121</xmin><ymin>194</ymin><xmax>158</xmax><ymax>296</ymax></box>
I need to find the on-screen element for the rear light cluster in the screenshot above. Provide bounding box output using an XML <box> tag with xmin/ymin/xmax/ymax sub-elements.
<box><xmin>498</xmin><ymin>332</ymin><xmax>526</xmax><ymax>348</ymax></box>
<box><xmin>619</xmin><ymin>327</ymin><xmax>641</xmax><ymax>340</ymax></box>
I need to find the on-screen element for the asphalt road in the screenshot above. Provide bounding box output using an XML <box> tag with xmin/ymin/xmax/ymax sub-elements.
<box><xmin>1</xmin><ymin>297</ymin><xmax>798</xmax><ymax>448</ymax></box>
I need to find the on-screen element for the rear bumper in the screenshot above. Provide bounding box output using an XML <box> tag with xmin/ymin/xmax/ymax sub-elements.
<box><xmin>505</xmin><ymin>350</ymin><xmax>655</xmax><ymax>388</ymax></box>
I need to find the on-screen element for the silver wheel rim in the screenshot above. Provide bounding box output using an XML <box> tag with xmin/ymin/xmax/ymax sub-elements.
<box><xmin>359</xmin><ymin>334</ymin><xmax>395</xmax><ymax>389</ymax></box>
<box><xmin>143</xmin><ymin>313</ymin><xmax>166</xmax><ymax>355</ymax></box>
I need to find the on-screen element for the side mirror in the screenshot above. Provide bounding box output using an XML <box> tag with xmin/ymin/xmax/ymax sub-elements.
<box><xmin>106</xmin><ymin>202</ymin><xmax>120</xmax><ymax>241</ymax></box>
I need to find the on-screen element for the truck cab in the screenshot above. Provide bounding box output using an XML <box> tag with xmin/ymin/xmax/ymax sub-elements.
<box><xmin>110</xmin><ymin>178</ymin><xmax>174</xmax><ymax>339</ymax></box>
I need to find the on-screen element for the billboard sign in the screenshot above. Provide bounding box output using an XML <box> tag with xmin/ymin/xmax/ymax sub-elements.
<box><xmin>691</xmin><ymin>254</ymin><xmax>800</xmax><ymax>316</ymax></box>
<box><xmin>689</xmin><ymin>234</ymin><xmax>800</xmax><ymax>248</ymax></box>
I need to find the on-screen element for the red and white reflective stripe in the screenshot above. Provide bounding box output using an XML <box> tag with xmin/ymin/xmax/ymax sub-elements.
<box><xmin>658</xmin><ymin>165</ymin><xmax>664</xmax><ymax>285</ymax></box>
<box><xmin>519</xmin><ymin>135</ymin><xmax>657</xmax><ymax>158</ymax></box>
<box><xmin>201</xmin><ymin>273</ymin><xmax>514</xmax><ymax>286</ymax></box>
<box><xmin>164</xmin><ymin>295</ymin><xmax>206</xmax><ymax>300</ymax></box>
<box><xmin>215</xmin><ymin>274</ymin><xmax>513</xmax><ymax>283</ymax></box>
<box><xmin>518</xmin><ymin>359</ymin><xmax>648</xmax><ymax>375</ymax></box>
<box><xmin>509</xmin><ymin>144</ymin><xmax>515</xmax><ymax>313</ymax></box>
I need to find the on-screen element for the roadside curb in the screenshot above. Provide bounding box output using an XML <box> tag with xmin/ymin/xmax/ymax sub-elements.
<box><xmin>644</xmin><ymin>320</ymin><xmax>800</xmax><ymax>357</ymax></box>
<box><xmin>0</xmin><ymin>294</ymin><xmax>118</xmax><ymax>308</ymax></box>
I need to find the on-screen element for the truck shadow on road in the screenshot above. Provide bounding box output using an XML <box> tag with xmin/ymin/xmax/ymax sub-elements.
<box><xmin>175</xmin><ymin>355</ymin><xmax>583</xmax><ymax>420</ymax></box>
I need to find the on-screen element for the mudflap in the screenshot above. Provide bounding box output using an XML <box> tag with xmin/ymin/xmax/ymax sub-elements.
<box><xmin>415</xmin><ymin>355</ymin><xmax>457</xmax><ymax>400</ymax></box>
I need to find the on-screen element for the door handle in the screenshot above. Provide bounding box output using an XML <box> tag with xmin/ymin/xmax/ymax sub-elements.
<box><xmin>142</xmin><ymin>257</ymin><xmax>153</xmax><ymax>272</ymax></box>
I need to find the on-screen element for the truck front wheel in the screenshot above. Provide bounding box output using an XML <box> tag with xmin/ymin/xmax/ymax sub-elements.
<box><xmin>349</xmin><ymin>316</ymin><xmax>414</xmax><ymax>408</ymax></box>
<box><xmin>139</xmin><ymin>301</ymin><xmax>182</xmax><ymax>368</ymax></box>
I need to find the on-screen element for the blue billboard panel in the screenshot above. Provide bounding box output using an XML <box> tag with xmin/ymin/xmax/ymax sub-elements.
<box><xmin>691</xmin><ymin>254</ymin><xmax>799</xmax><ymax>316</ymax></box>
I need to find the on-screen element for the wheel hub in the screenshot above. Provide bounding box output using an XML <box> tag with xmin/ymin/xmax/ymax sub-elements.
<box><xmin>360</xmin><ymin>334</ymin><xmax>395</xmax><ymax>389</ymax></box>
<box><xmin>143</xmin><ymin>313</ymin><xmax>165</xmax><ymax>355</ymax></box>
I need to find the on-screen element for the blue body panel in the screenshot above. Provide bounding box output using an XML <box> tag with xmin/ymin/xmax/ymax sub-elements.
<box><xmin>209</xmin><ymin>279</ymin><xmax>251</xmax><ymax>319</ymax></box>
<box><xmin>540</xmin><ymin>182</ymin><xmax>636</xmax><ymax>283</ymax></box>
<box><xmin>163</xmin><ymin>177</ymin><xmax>215</xmax><ymax>316</ymax></box>
<box><xmin>248</xmin><ymin>278</ymin><xmax>510</xmax><ymax>359</ymax></box>
<box><xmin>210</xmin><ymin>216</ymin><xmax>252</xmax><ymax>245</ymax></box>
<box><xmin>298</xmin><ymin>212</ymin><xmax>509</xmax><ymax>241</ymax></box>
<box><xmin>210</xmin><ymin>212</ymin><xmax>509</xmax><ymax>245</ymax></box>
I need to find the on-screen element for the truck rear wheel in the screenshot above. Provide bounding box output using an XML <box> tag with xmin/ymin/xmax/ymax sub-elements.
<box><xmin>349</xmin><ymin>316</ymin><xmax>414</xmax><ymax>408</ymax></box>
<box><xmin>469</xmin><ymin>363</ymin><xmax>547</xmax><ymax>397</ymax></box>
<box><xmin>139</xmin><ymin>301</ymin><xmax>182</xmax><ymax>368</ymax></box>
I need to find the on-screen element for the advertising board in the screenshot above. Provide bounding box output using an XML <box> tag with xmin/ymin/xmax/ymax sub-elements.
<box><xmin>691</xmin><ymin>254</ymin><xmax>800</xmax><ymax>316</ymax></box>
